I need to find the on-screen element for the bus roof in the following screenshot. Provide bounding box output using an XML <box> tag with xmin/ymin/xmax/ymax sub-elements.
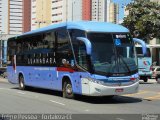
<box><xmin>17</xmin><ymin>21</ymin><xmax>129</xmax><ymax>38</ymax></box>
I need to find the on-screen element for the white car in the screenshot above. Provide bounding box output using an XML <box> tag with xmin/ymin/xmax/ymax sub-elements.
<box><xmin>156</xmin><ymin>75</ymin><xmax>160</xmax><ymax>83</ymax></box>
<box><xmin>156</xmin><ymin>77</ymin><xmax>160</xmax><ymax>83</ymax></box>
<box><xmin>152</xmin><ymin>66</ymin><xmax>160</xmax><ymax>78</ymax></box>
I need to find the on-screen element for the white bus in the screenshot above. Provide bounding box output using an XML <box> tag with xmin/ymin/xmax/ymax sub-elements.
<box><xmin>134</xmin><ymin>39</ymin><xmax>152</xmax><ymax>82</ymax></box>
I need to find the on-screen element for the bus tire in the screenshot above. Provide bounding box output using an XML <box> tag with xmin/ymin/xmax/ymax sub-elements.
<box><xmin>63</xmin><ymin>80</ymin><xmax>74</xmax><ymax>99</ymax></box>
<box><xmin>19</xmin><ymin>75</ymin><xmax>26</xmax><ymax>90</ymax></box>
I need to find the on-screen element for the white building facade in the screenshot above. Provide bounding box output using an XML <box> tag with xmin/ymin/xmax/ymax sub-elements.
<box><xmin>9</xmin><ymin>0</ymin><xmax>23</xmax><ymax>34</ymax></box>
<box><xmin>31</xmin><ymin>0</ymin><xmax>37</xmax><ymax>30</ymax></box>
<box><xmin>51</xmin><ymin>0</ymin><xmax>82</xmax><ymax>23</ymax></box>
<box><xmin>0</xmin><ymin>0</ymin><xmax>9</xmax><ymax>34</ymax></box>
<box><xmin>92</xmin><ymin>0</ymin><xmax>111</xmax><ymax>22</ymax></box>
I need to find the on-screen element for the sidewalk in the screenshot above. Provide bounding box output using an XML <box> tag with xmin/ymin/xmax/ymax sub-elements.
<box><xmin>0</xmin><ymin>77</ymin><xmax>8</xmax><ymax>83</ymax></box>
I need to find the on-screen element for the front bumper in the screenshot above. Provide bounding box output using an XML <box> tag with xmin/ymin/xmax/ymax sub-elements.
<box><xmin>138</xmin><ymin>71</ymin><xmax>152</xmax><ymax>77</ymax></box>
<box><xmin>82</xmin><ymin>81</ymin><xmax>139</xmax><ymax>96</ymax></box>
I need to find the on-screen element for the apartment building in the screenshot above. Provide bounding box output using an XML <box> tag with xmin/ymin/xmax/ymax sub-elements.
<box><xmin>0</xmin><ymin>0</ymin><xmax>31</xmax><ymax>34</ymax></box>
<box><xmin>51</xmin><ymin>0</ymin><xmax>65</xmax><ymax>23</ymax></box>
<box><xmin>31</xmin><ymin>0</ymin><xmax>118</xmax><ymax>29</ymax></box>
<box><xmin>82</xmin><ymin>0</ymin><xmax>91</xmax><ymax>20</ymax></box>
<box><xmin>9</xmin><ymin>0</ymin><xmax>23</xmax><ymax>34</ymax></box>
<box><xmin>51</xmin><ymin>0</ymin><xmax>82</xmax><ymax>24</ymax></box>
<box><xmin>92</xmin><ymin>0</ymin><xmax>108</xmax><ymax>22</ymax></box>
<box><xmin>31</xmin><ymin>0</ymin><xmax>52</xmax><ymax>30</ymax></box>
<box><xmin>0</xmin><ymin>0</ymin><xmax>9</xmax><ymax>34</ymax></box>
<box><xmin>23</xmin><ymin>0</ymin><xmax>31</xmax><ymax>33</ymax></box>
<box><xmin>109</xmin><ymin>2</ymin><xmax>118</xmax><ymax>23</ymax></box>
<box><xmin>91</xmin><ymin>0</ymin><xmax>117</xmax><ymax>23</ymax></box>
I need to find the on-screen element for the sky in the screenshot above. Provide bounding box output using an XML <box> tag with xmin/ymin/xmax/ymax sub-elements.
<box><xmin>113</xmin><ymin>0</ymin><xmax>132</xmax><ymax>21</ymax></box>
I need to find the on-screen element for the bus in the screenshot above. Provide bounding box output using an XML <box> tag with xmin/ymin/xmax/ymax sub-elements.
<box><xmin>7</xmin><ymin>21</ymin><xmax>143</xmax><ymax>99</ymax></box>
<box><xmin>134</xmin><ymin>38</ymin><xmax>152</xmax><ymax>82</ymax></box>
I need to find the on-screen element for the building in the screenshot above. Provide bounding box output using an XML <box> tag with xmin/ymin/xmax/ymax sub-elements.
<box><xmin>31</xmin><ymin>0</ymin><xmax>52</xmax><ymax>30</ymax></box>
<box><xmin>9</xmin><ymin>0</ymin><xmax>23</xmax><ymax>35</ymax></box>
<box><xmin>68</xmin><ymin>0</ymin><xmax>82</xmax><ymax>21</ymax></box>
<box><xmin>51</xmin><ymin>0</ymin><xmax>64</xmax><ymax>23</ymax></box>
<box><xmin>23</xmin><ymin>0</ymin><xmax>31</xmax><ymax>33</ymax></box>
<box><xmin>91</xmin><ymin>0</ymin><xmax>118</xmax><ymax>23</ymax></box>
<box><xmin>31</xmin><ymin>0</ymin><xmax>118</xmax><ymax>28</ymax></box>
<box><xmin>51</xmin><ymin>0</ymin><xmax>82</xmax><ymax>24</ymax></box>
<box><xmin>82</xmin><ymin>0</ymin><xmax>91</xmax><ymax>20</ymax></box>
<box><xmin>31</xmin><ymin>0</ymin><xmax>82</xmax><ymax>29</ymax></box>
<box><xmin>109</xmin><ymin>2</ymin><xmax>119</xmax><ymax>23</ymax></box>
<box><xmin>0</xmin><ymin>0</ymin><xmax>9</xmax><ymax>34</ymax></box>
<box><xmin>0</xmin><ymin>0</ymin><xmax>31</xmax><ymax>66</ymax></box>
<box><xmin>0</xmin><ymin>0</ymin><xmax>31</xmax><ymax>34</ymax></box>
<box><xmin>92</xmin><ymin>0</ymin><xmax>109</xmax><ymax>22</ymax></box>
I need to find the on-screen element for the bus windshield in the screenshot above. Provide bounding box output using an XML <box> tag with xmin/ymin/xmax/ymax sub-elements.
<box><xmin>87</xmin><ymin>33</ymin><xmax>137</xmax><ymax>76</ymax></box>
<box><xmin>136</xmin><ymin>47</ymin><xmax>151</xmax><ymax>57</ymax></box>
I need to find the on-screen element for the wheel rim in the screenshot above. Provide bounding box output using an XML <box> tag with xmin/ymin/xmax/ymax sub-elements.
<box><xmin>66</xmin><ymin>84</ymin><xmax>72</xmax><ymax>95</ymax></box>
<box><xmin>20</xmin><ymin>77</ymin><xmax>24</xmax><ymax>88</ymax></box>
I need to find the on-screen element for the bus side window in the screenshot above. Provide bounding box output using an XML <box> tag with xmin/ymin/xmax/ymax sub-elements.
<box><xmin>56</xmin><ymin>28</ymin><xmax>73</xmax><ymax>67</ymax></box>
<box><xmin>7</xmin><ymin>40</ymin><xmax>16</xmax><ymax>65</ymax></box>
<box><xmin>42</xmin><ymin>32</ymin><xmax>55</xmax><ymax>66</ymax></box>
<box><xmin>70</xmin><ymin>29</ymin><xmax>88</xmax><ymax>69</ymax></box>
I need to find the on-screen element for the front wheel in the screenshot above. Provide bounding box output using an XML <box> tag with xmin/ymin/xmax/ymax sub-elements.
<box><xmin>19</xmin><ymin>75</ymin><xmax>26</xmax><ymax>90</ymax></box>
<box><xmin>63</xmin><ymin>81</ymin><xmax>74</xmax><ymax>99</ymax></box>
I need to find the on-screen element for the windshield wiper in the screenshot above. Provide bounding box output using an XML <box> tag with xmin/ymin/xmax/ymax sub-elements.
<box><xmin>118</xmin><ymin>55</ymin><xmax>131</xmax><ymax>74</ymax></box>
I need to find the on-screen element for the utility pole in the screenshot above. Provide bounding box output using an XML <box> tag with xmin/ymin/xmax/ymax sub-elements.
<box><xmin>0</xmin><ymin>32</ymin><xmax>4</xmax><ymax>68</ymax></box>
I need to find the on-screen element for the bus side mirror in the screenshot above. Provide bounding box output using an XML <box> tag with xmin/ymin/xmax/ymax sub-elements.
<box><xmin>133</xmin><ymin>38</ymin><xmax>147</xmax><ymax>56</ymax></box>
<box><xmin>76</xmin><ymin>37</ymin><xmax>92</xmax><ymax>55</ymax></box>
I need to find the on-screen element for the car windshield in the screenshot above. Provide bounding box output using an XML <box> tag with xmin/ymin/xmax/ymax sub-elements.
<box><xmin>87</xmin><ymin>33</ymin><xmax>137</xmax><ymax>76</ymax></box>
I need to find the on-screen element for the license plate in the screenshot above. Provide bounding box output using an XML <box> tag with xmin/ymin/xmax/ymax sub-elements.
<box><xmin>115</xmin><ymin>88</ymin><xmax>123</xmax><ymax>92</ymax></box>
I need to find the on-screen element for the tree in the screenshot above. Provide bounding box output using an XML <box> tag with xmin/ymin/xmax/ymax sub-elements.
<box><xmin>122</xmin><ymin>0</ymin><xmax>160</xmax><ymax>42</ymax></box>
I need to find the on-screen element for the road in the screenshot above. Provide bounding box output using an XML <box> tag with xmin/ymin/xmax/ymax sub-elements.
<box><xmin>0</xmin><ymin>78</ymin><xmax>160</xmax><ymax>120</ymax></box>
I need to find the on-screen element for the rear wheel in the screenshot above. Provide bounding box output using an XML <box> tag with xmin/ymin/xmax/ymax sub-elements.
<box><xmin>63</xmin><ymin>80</ymin><xmax>74</xmax><ymax>99</ymax></box>
<box><xmin>141</xmin><ymin>76</ymin><xmax>148</xmax><ymax>82</ymax></box>
<box><xmin>19</xmin><ymin>75</ymin><xmax>26</xmax><ymax>90</ymax></box>
<box><xmin>143</xmin><ymin>77</ymin><xmax>148</xmax><ymax>82</ymax></box>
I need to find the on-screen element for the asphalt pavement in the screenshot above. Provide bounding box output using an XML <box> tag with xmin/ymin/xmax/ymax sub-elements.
<box><xmin>0</xmin><ymin>78</ymin><xmax>160</xmax><ymax>120</ymax></box>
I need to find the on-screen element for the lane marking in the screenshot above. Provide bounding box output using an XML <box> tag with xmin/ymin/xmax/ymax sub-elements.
<box><xmin>49</xmin><ymin>100</ymin><xmax>65</xmax><ymax>106</ymax></box>
<box><xmin>124</xmin><ymin>91</ymin><xmax>148</xmax><ymax>96</ymax></box>
<box><xmin>116</xmin><ymin>118</ymin><xmax>125</xmax><ymax>120</ymax></box>
<box><xmin>0</xmin><ymin>88</ymin><xmax>11</xmax><ymax>91</ymax></box>
<box><xmin>17</xmin><ymin>91</ymin><xmax>26</xmax><ymax>95</ymax></box>
<box><xmin>145</xmin><ymin>95</ymin><xmax>160</xmax><ymax>100</ymax></box>
<box><xmin>85</xmin><ymin>109</ymin><xmax>90</xmax><ymax>112</ymax></box>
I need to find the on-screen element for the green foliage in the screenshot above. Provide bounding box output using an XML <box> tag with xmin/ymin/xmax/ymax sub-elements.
<box><xmin>122</xmin><ymin>0</ymin><xmax>160</xmax><ymax>42</ymax></box>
